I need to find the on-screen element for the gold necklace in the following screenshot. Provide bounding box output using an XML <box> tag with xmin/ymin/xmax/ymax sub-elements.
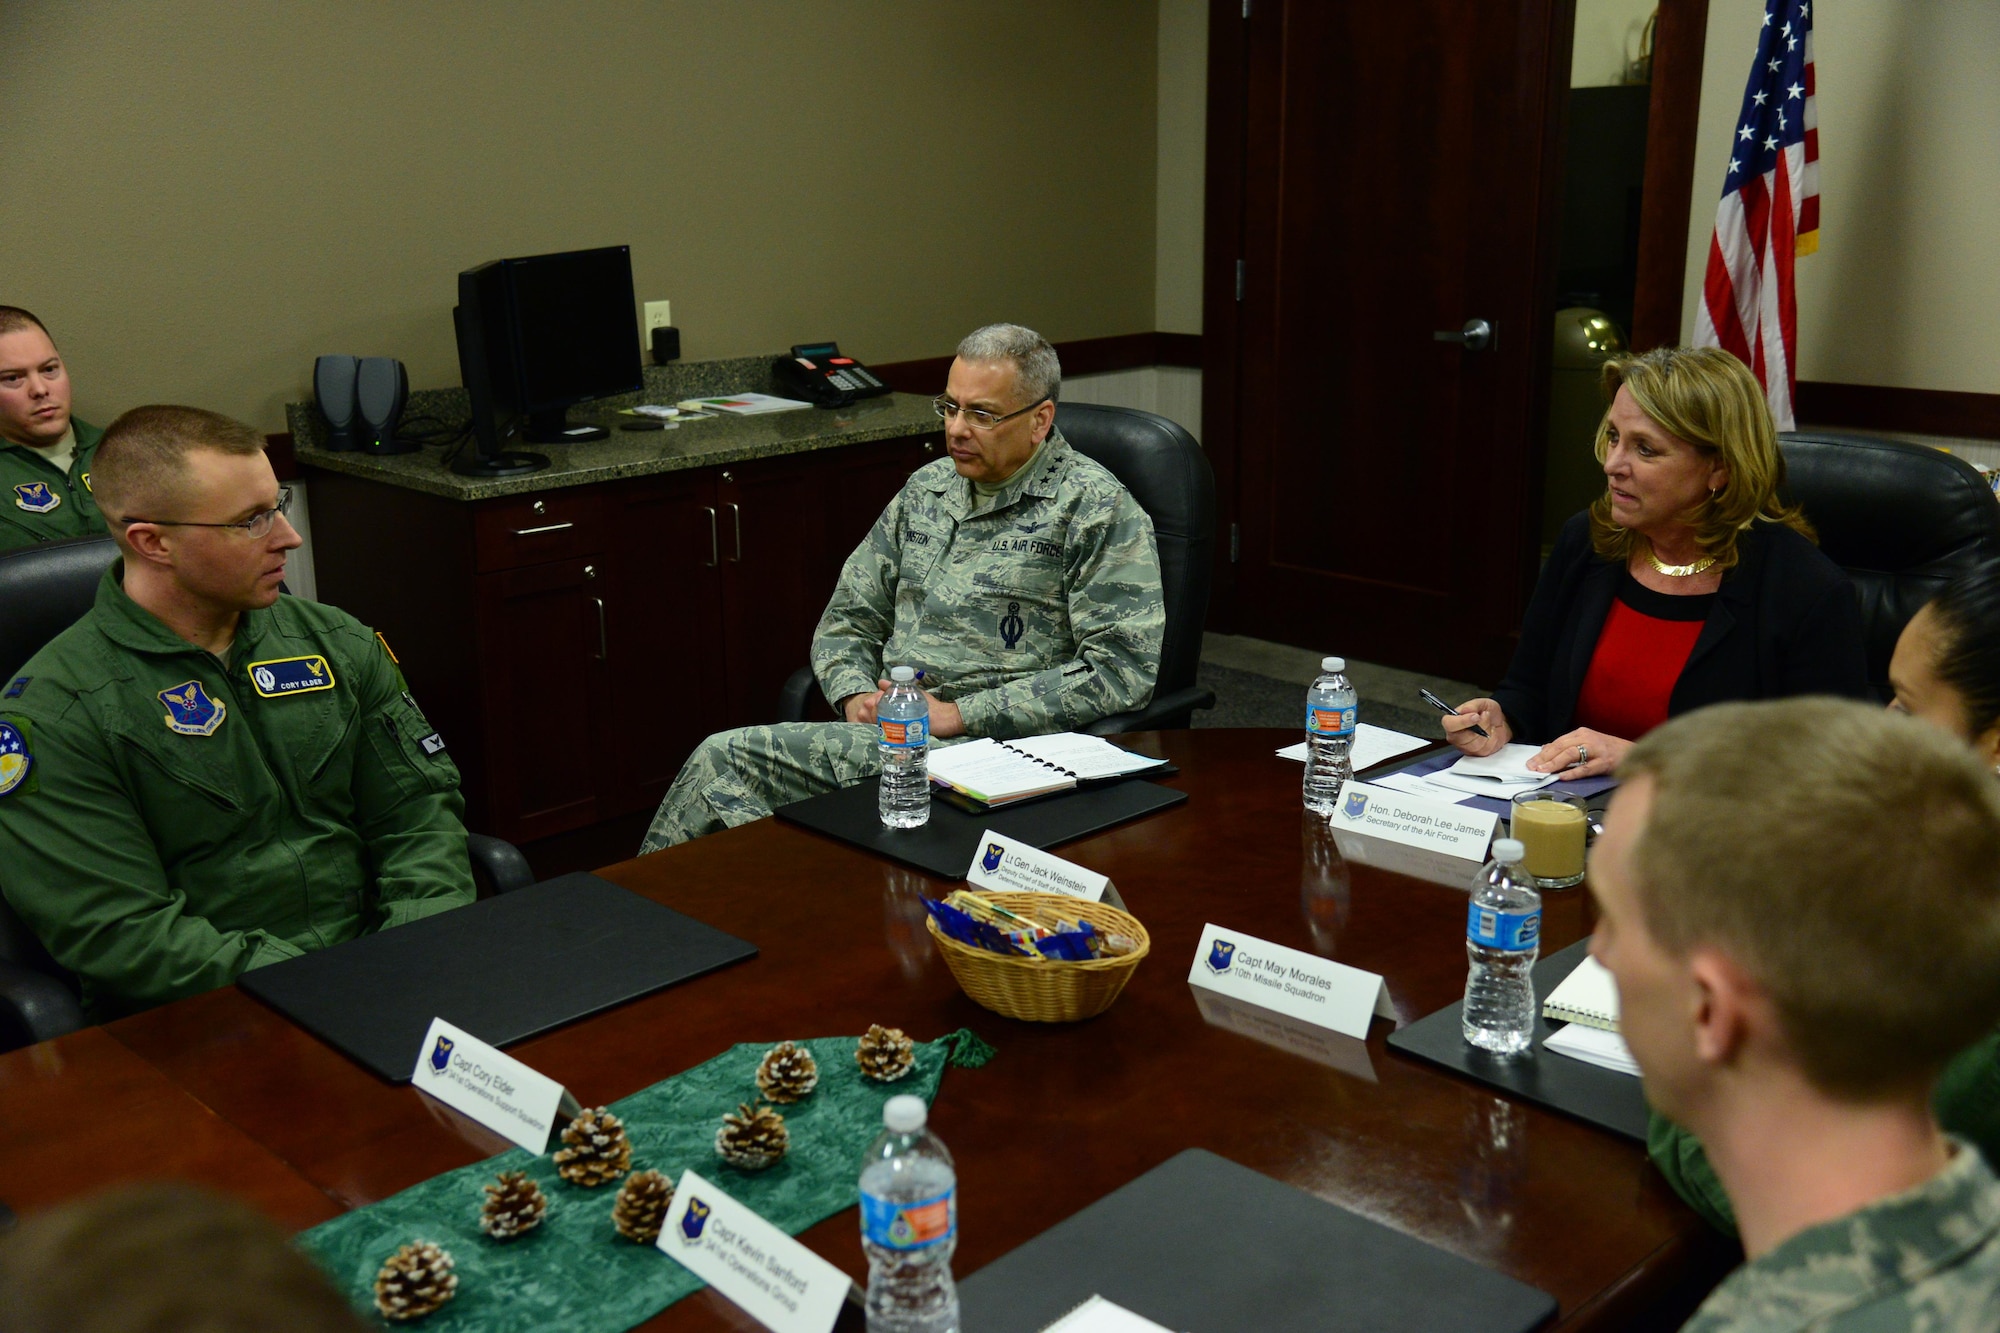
<box><xmin>1646</xmin><ymin>546</ymin><xmax>1716</xmax><ymax>577</ymax></box>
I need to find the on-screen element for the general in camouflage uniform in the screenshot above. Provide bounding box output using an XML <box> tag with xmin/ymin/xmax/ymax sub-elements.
<box><xmin>642</xmin><ymin>327</ymin><xmax>1163</xmax><ymax>851</ymax></box>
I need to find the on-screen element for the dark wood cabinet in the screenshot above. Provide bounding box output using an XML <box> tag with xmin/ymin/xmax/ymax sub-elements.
<box><xmin>305</xmin><ymin>431</ymin><xmax>939</xmax><ymax>843</ymax></box>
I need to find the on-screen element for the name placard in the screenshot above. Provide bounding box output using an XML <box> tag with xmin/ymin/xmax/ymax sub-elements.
<box><xmin>965</xmin><ymin>830</ymin><xmax>1109</xmax><ymax>902</ymax></box>
<box><xmin>1327</xmin><ymin>780</ymin><xmax>1496</xmax><ymax>863</ymax></box>
<box><xmin>1187</xmin><ymin>924</ymin><xmax>1397</xmax><ymax>1041</ymax></box>
<box><xmin>659</xmin><ymin>1169</ymin><xmax>851</xmax><ymax>1333</ymax></box>
<box><xmin>410</xmin><ymin>1017</ymin><xmax>579</xmax><ymax>1154</ymax></box>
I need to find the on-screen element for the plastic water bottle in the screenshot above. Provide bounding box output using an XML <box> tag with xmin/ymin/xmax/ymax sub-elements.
<box><xmin>1462</xmin><ymin>838</ymin><xmax>1542</xmax><ymax>1056</ymax></box>
<box><xmin>1303</xmin><ymin>655</ymin><xmax>1357</xmax><ymax>815</ymax></box>
<box><xmin>878</xmin><ymin>666</ymin><xmax>930</xmax><ymax>829</ymax></box>
<box><xmin>860</xmin><ymin>1095</ymin><xmax>959</xmax><ymax>1333</ymax></box>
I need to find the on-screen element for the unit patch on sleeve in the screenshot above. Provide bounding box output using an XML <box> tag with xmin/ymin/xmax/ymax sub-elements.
<box><xmin>248</xmin><ymin>654</ymin><xmax>336</xmax><ymax>698</ymax></box>
<box><xmin>158</xmin><ymin>680</ymin><xmax>227</xmax><ymax>736</ymax></box>
<box><xmin>12</xmin><ymin>482</ymin><xmax>60</xmax><ymax>513</ymax></box>
<box><xmin>0</xmin><ymin>719</ymin><xmax>34</xmax><ymax>796</ymax></box>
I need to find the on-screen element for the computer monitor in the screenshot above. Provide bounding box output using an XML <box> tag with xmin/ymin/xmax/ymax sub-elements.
<box><xmin>459</xmin><ymin>244</ymin><xmax>643</xmax><ymax>446</ymax></box>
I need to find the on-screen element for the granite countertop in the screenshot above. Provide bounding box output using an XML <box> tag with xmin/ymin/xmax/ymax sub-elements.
<box><xmin>286</xmin><ymin>354</ymin><xmax>940</xmax><ymax>501</ymax></box>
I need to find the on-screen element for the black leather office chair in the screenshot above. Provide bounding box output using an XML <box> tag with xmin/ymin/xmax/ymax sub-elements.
<box><xmin>0</xmin><ymin>536</ymin><xmax>536</xmax><ymax>1051</ymax></box>
<box><xmin>776</xmin><ymin>402</ymin><xmax>1218</xmax><ymax>732</ymax></box>
<box><xmin>1779</xmin><ymin>432</ymin><xmax>2000</xmax><ymax>695</ymax></box>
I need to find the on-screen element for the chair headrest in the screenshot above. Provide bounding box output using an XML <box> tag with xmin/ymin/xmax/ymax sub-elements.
<box><xmin>1054</xmin><ymin>402</ymin><xmax>1215</xmax><ymax>542</ymax></box>
<box><xmin>0</xmin><ymin>534</ymin><xmax>120</xmax><ymax>682</ymax></box>
<box><xmin>1778</xmin><ymin>432</ymin><xmax>2000</xmax><ymax>574</ymax></box>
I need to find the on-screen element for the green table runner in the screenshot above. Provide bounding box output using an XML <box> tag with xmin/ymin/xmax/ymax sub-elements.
<box><xmin>301</xmin><ymin>1030</ymin><xmax>993</xmax><ymax>1331</ymax></box>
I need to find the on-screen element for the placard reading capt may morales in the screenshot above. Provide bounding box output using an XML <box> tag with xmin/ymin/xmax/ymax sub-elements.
<box><xmin>1187</xmin><ymin>923</ymin><xmax>1397</xmax><ymax>1041</ymax></box>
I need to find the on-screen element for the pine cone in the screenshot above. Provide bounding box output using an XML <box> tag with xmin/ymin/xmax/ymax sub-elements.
<box><xmin>554</xmin><ymin>1107</ymin><xmax>631</xmax><ymax>1187</ymax></box>
<box><xmin>612</xmin><ymin>1168</ymin><xmax>676</xmax><ymax>1243</ymax></box>
<box><xmin>855</xmin><ymin>1024</ymin><xmax>916</xmax><ymax>1083</ymax></box>
<box><xmin>715</xmin><ymin>1102</ymin><xmax>789</xmax><ymax>1170</ymax></box>
<box><xmin>373</xmin><ymin>1240</ymin><xmax>457</xmax><ymax>1321</ymax></box>
<box><xmin>479</xmin><ymin>1170</ymin><xmax>548</xmax><ymax>1241</ymax></box>
<box><xmin>755</xmin><ymin>1041</ymin><xmax>819</xmax><ymax>1103</ymax></box>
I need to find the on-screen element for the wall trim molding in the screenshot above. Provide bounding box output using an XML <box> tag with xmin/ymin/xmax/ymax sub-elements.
<box><xmin>872</xmin><ymin>331</ymin><xmax>1204</xmax><ymax>395</ymax></box>
<box><xmin>1796</xmin><ymin>382</ymin><xmax>2000</xmax><ymax>441</ymax></box>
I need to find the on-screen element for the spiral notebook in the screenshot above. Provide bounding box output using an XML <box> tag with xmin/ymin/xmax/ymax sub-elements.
<box><xmin>928</xmin><ymin>734</ymin><xmax>1168</xmax><ymax>807</ymax></box>
<box><xmin>1542</xmin><ymin>953</ymin><xmax>1621</xmax><ymax>1032</ymax></box>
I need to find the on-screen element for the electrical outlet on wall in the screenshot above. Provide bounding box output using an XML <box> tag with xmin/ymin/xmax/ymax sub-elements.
<box><xmin>644</xmin><ymin>300</ymin><xmax>673</xmax><ymax>334</ymax></box>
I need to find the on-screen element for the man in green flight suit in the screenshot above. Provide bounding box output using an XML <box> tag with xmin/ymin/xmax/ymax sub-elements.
<box><xmin>0</xmin><ymin>307</ymin><xmax>108</xmax><ymax>551</ymax></box>
<box><xmin>1589</xmin><ymin>699</ymin><xmax>2000</xmax><ymax>1332</ymax></box>
<box><xmin>641</xmin><ymin>323</ymin><xmax>1164</xmax><ymax>851</ymax></box>
<box><xmin>0</xmin><ymin>405</ymin><xmax>474</xmax><ymax>1020</ymax></box>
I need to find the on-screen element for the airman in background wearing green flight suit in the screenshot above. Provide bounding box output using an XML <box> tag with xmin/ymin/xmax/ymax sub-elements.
<box><xmin>0</xmin><ymin>405</ymin><xmax>473</xmax><ymax>1020</ymax></box>
<box><xmin>641</xmin><ymin>323</ymin><xmax>1164</xmax><ymax>852</ymax></box>
<box><xmin>0</xmin><ymin>307</ymin><xmax>108</xmax><ymax>551</ymax></box>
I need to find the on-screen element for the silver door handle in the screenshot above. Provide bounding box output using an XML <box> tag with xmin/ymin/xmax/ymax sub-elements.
<box><xmin>727</xmin><ymin>502</ymin><xmax>742</xmax><ymax>563</ymax></box>
<box><xmin>701</xmin><ymin>506</ymin><xmax>718</xmax><ymax>567</ymax></box>
<box><xmin>590</xmin><ymin>596</ymin><xmax>608</xmax><ymax>660</ymax></box>
<box><xmin>509</xmin><ymin>521</ymin><xmax>574</xmax><ymax>536</ymax></box>
<box><xmin>1433</xmin><ymin>318</ymin><xmax>1495</xmax><ymax>351</ymax></box>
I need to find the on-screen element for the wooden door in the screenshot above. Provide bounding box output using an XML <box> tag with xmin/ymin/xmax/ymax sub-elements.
<box><xmin>1222</xmin><ymin>0</ymin><xmax>1572</xmax><ymax>683</ymax></box>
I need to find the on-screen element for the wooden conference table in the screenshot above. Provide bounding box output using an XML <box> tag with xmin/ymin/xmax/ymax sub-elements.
<box><xmin>0</xmin><ymin>729</ymin><xmax>1735</xmax><ymax>1329</ymax></box>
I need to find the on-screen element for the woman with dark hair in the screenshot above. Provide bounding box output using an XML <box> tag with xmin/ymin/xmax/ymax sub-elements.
<box><xmin>1652</xmin><ymin>561</ymin><xmax>2000</xmax><ymax>1234</ymax></box>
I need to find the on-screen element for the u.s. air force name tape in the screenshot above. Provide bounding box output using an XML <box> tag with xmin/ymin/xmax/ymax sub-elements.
<box><xmin>965</xmin><ymin>830</ymin><xmax>1109</xmax><ymax>901</ymax></box>
<box><xmin>411</xmin><ymin>1017</ymin><xmax>580</xmax><ymax>1153</ymax></box>
<box><xmin>1327</xmin><ymin>779</ymin><xmax>1497</xmax><ymax>862</ymax></box>
<box><xmin>660</xmin><ymin>1169</ymin><xmax>851</xmax><ymax>1333</ymax></box>
<box><xmin>1188</xmin><ymin>923</ymin><xmax>1397</xmax><ymax>1042</ymax></box>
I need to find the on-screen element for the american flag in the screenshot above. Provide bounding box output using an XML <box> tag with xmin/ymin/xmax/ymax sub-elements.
<box><xmin>1692</xmin><ymin>0</ymin><xmax>1818</xmax><ymax>429</ymax></box>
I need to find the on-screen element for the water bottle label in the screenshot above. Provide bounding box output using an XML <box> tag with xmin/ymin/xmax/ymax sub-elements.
<box><xmin>1307</xmin><ymin>706</ymin><xmax>1355</xmax><ymax>738</ymax></box>
<box><xmin>880</xmin><ymin>716</ymin><xmax>929</xmax><ymax>748</ymax></box>
<box><xmin>860</xmin><ymin>1185</ymin><xmax>956</xmax><ymax>1250</ymax></box>
<box><xmin>1467</xmin><ymin>903</ymin><xmax>1541</xmax><ymax>952</ymax></box>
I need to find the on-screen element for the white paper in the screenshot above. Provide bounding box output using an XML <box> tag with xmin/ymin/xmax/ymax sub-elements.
<box><xmin>1187</xmin><ymin>923</ymin><xmax>1397</xmax><ymax>1041</ymax></box>
<box><xmin>1040</xmin><ymin>1295</ymin><xmax>1176</xmax><ymax>1333</ymax></box>
<box><xmin>966</xmin><ymin>831</ymin><xmax>1109</xmax><ymax>901</ymax></box>
<box><xmin>1543</xmin><ymin>954</ymin><xmax>1621</xmax><ymax>1030</ymax></box>
<box><xmin>1451</xmin><ymin>742</ymin><xmax>1548</xmax><ymax>779</ymax></box>
<box><xmin>659</xmin><ymin>1170</ymin><xmax>851</xmax><ymax>1333</ymax></box>
<box><xmin>1326</xmin><ymin>780</ymin><xmax>1498</xmax><ymax>863</ymax></box>
<box><xmin>1424</xmin><ymin>767</ymin><xmax>1557</xmax><ymax>798</ymax></box>
<box><xmin>1369</xmin><ymin>771</ymin><xmax>1480</xmax><ymax>806</ymax></box>
<box><xmin>1274</xmin><ymin>723</ymin><xmax>1429</xmax><ymax>772</ymax></box>
<box><xmin>677</xmin><ymin>393</ymin><xmax>814</xmax><ymax>415</ymax></box>
<box><xmin>1544</xmin><ymin>1022</ymin><xmax>1642</xmax><ymax>1077</ymax></box>
<box><xmin>1007</xmin><ymin>733</ymin><xmax>1168</xmax><ymax>780</ymax></box>
<box><xmin>410</xmin><ymin>1018</ymin><xmax>576</xmax><ymax>1153</ymax></box>
<box><xmin>927</xmin><ymin>738</ymin><xmax>1073</xmax><ymax>801</ymax></box>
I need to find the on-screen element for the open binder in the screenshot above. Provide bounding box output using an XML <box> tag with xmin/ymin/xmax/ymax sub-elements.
<box><xmin>928</xmin><ymin>734</ymin><xmax>1170</xmax><ymax>807</ymax></box>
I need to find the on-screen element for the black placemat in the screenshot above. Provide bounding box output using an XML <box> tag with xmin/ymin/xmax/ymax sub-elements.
<box><xmin>775</xmin><ymin>777</ymin><xmax>1187</xmax><ymax>880</ymax></box>
<box><xmin>958</xmin><ymin>1148</ymin><xmax>1557</xmax><ymax>1332</ymax></box>
<box><xmin>237</xmin><ymin>874</ymin><xmax>756</xmax><ymax>1083</ymax></box>
<box><xmin>1386</xmin><ymin>938</ymin><xmax>1651</xmax><ymax>1140</ymax></box>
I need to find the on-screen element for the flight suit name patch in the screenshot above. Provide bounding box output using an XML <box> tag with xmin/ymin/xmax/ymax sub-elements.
<box><xmin>13</xmin><ymin>482</ymin><xmax>60</xmax><ymax>514</ymax></box>
<box><xmin>248</xmin><ymin>655</ymin><xmax>335</xmax><ymax>697</ymax></box>
<box><xmin>159</xmin><ymin>680</ymin><xmax>227</xmax><ymax>736</ymax></box>
<box><xmin>0</xmin><ymin>720</ymin><xmax>32</xmax><ymax>796</ymax></box>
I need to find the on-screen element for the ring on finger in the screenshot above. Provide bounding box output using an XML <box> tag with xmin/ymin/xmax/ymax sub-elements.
<box><xmin>1577</xmin><ymin>744</ymin><xmax>1589</xmax><ymax>764</ymax></box>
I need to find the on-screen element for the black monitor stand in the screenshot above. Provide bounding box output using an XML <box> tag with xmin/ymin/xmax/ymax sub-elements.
<box><xmin>523</xmin><ymin>409</ymin><xmax>609</xmax><ymax>444</ymax></box>
<box><xmin>451</xmin><ymin>446</ymin><xmax>549</xmax><ymax>477</ymax></box>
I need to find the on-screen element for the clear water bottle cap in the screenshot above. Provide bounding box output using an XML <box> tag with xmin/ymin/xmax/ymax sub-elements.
<box><xmin>889</xmin><ymin>666</ymin><xmax>916</xmax><ymax>683</ymax></box>
<box><xmin>1492</xmin><ymin>838</ymin><xmax>1526</xmax><ymax>863</ymax></box>
<box><xmin>883</xmin><ymin>1095</ymin><xmax>927</xmax><ymax>1132</ymax></box>
<box><xmin>1321</xmin><ymin>656</ymin><xmax>1344</xmax><ymax>673</ymax></box>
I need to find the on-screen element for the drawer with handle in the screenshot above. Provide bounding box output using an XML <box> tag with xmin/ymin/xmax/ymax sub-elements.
<box><xmin>473</xmin><ymin>491</ymin><xmax>606</xmax><ymax>572</ymax></box>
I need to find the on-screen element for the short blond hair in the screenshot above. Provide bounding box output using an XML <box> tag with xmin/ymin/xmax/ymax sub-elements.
<box><xmin>1620</xmin><ymin>698</ymin><xmax>2000</xmax><ymax>1099</ymax></box>
<box><xmin>1587</xmin><ymin>346</ymin><xmax>1814</xmax><ymax>572</ymax></box>
<box><xmin>94</xmin><ymin>404</ymin><xmax>267</xmax><ymax>526</ymax></box>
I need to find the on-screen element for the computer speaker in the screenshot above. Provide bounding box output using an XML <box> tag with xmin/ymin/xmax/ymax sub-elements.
<box><xmin>313</xmin><ymin>355</ymin><xmax>361</xmax><ymax>452</ymax></box>
<box><xmin>651</xmin><ymin>325</ymin><xmax>681</xmax><ymax>365</ymax></box>
<box><xmin>357</xmin><ymin>357</ymin><xmax>413</xmax><ymax>456</ymax></box>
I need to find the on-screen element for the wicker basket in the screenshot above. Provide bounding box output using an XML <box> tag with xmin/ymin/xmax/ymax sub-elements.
<box><xmin>927</xmin><ymin>891</ymin><xmax>1151</xmax><ymax>1023</ymax></box>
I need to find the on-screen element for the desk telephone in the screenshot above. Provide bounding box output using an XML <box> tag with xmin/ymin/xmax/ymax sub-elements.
<box><xmin>772</xmin><ymin>343</ymin><xmax>893</xmax><ymax>407</ymax></box>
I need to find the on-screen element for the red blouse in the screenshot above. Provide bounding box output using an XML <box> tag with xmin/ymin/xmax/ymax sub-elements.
<box><xmin>1572</xmin><ymin>574</ymin><xmax>1714</xmax><ymax>741</ymax></box>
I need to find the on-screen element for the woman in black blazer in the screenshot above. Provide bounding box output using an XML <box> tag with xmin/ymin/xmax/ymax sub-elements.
<box><xmin>1445</xmin><ymin>347</ymin><xmax>1869</xmax><ymax>779</ymax></box>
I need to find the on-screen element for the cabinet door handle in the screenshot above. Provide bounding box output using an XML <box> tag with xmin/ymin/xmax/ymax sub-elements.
<box><xmin>509</xmin><ymin>521</ymin><xmax>574</xmax><ymax>536</ymax></box>
<box><xmin>701</xmin><ymin>506</ymin><xmax>718</xmax><ymax>566</ymax></box>
<box><xmin>590</xmin><ymin>596</ymin><xmax>608</xmax><ymax>660</ymax></box>
<box><xmin>727</xmin><ymin>502</ymin><xmax>743</xmax><ymax>563</ymax></box>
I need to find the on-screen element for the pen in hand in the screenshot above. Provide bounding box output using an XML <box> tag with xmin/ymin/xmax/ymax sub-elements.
<box><xmin>1419</xmin><ymin>688</ymin><xmax>1489</xmax><ymax>738</ymax></box>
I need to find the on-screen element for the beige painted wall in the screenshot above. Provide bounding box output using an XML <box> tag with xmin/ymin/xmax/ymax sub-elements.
<box><xmin>1571</xmin><ymin>0</ymin><xmax>1658</xmax><ymax>87</ymax></box>
<box><xmin>1680</xmin><ymin>0</ymin><xmax>2000</xmax><ymax>393</ymax></box>
<box><xmin>2</xmin><ymin>1</ymin><xmax>1158</xmax><ymax>432</ymax></box>
<box><xmin>1154</xmin><ymin>0</ymin><xmax>1207</xmax><ymax>333</ymax></box>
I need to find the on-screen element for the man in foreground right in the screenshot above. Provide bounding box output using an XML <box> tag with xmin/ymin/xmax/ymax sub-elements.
<box><xmin>1590</xmin><ymin>698</ymin><xmax>2000</xmax><ymax>1331</ymax></box>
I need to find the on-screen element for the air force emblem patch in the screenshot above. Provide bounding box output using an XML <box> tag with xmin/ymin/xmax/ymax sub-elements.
<box><xmin>679</xmin><ymin>1198</ymin><xmax>712</xmax><ymax>1243</ymax></box>
<box><xmin>158</xmin><ymin>680</ymin><xmax>227</xmax><ymax>736</ymax></box>
<box><xmin>428</xmin><ymin>1034</ymin><xmax>455</xmax><ymax>1074</ymax></box>
<box><xmin>13</xmin><ymin>481</ymin><xmax>59</xmax><ymax>514</ymax></box>
<box><xmin>1343</xmin><ymin>790</ymin><xmax>1369</xmax><ymax>819</ymax></box>
<box><xmin>1205</xmin><ymin>939</ymin><xmax>1237</xmax><ymax>974</ymax></box>
<box><xmin>248</xmin><ymin>654</ymin><xmax>335</xmax><ymax>698</ymax></box>
<box><xmin>0</xmin><ymin>721</ymin><xmax>33</xmax><ymax>797</ymax></box>
<box><xmin>1000</xmin><ymin>600</ymin><xmax>1024</xmax><ymax>649</ymax></box>
<box><xmin>981</xmin><ymin>842</ymin><xmax>1005</xmax><ymax>874</ymax></box>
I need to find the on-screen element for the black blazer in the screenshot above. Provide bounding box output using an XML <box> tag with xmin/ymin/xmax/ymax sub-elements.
<box><xmin>1492</xmin><ymin>512</ymin><xmax>1871</xmax><ymax>743</ymax></box>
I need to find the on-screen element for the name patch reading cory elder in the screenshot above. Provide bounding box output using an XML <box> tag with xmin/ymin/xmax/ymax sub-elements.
<box><xmin>1187</xmin><ymin>923</ymin><xmax>1397</xmax><ymax>1041</ymax></box>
